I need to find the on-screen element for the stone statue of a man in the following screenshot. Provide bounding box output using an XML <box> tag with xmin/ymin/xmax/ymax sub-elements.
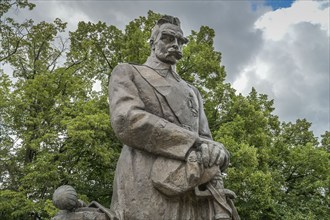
<box><xmin>109</xmin><ymin>15</ymin><xmax>240</xmax><ymax>220</ymax></box>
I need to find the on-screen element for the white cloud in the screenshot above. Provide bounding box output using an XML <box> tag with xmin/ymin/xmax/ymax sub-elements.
<box><xmin>232</xmin><ymin>60</ymin><xmax>270</xmax><ymax>93</ymax></box>
<box><xmin>41</xmin><ymin>1</ymin><xmax>93</xmax><ymax>30</ymax></box>
<box><xmin>232</xmin><ymin>68</ymin><xmax>248</xmax><ymax>93</ymax></box>
<box><xmin>255</xmin><ymin>0</ymin><xmax>330</xmax><ymax>41</ymax></box>
<box><xmin>233</xmin><ymin>0</ymin><xmax>329</xmax><ymax>137</ymax></box>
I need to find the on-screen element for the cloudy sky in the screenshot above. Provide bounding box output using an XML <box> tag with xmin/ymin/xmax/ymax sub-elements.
<box><xmin>6</xmin><ymin>0</ymin><xmax>330</xmax><ymax>138</ymax></box>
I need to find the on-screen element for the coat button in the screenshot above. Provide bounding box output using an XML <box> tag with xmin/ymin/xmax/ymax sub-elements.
<box><xmin>191</xmin><ymin>108</ymin><xmax>198</xmax><ymax>117</ymax></box>
<box><xmin>188</xmin><ymin>99</ymin><xmax>193</xmax><ymax>107</ymax></box>
<box><xmin>168</xmin><ymin>116</ymin><xmax>175</xmax><ymax>122</ymax></box>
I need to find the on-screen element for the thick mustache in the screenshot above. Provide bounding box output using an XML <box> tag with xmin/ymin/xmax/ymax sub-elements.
<box><xmin>167</xmin><ymin>49</ymin><xmax>182</xmax><ymax>59</ymax></box>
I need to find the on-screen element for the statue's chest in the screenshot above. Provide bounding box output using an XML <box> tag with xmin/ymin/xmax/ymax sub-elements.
<box><xmin>133</xmin><ymin>65</ymin><xmax>200</xmax><ymax>132</ymax></box>
<box><xmin>165</xmin><ymin>76</ymin><xmax>199</xmax><ymax>132</ymax></box>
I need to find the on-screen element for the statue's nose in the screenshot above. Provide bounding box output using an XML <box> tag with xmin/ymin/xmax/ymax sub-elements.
<box><xmin>172</xmin><ymin>38</ymin><xmax>179</xmax><ymax>49</ymax></box>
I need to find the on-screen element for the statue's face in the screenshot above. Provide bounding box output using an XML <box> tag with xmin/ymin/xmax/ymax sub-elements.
<box><xmin>153</xmin><ymin>24</ymin><xmax>186</xmax><ymax>64</ymax></box>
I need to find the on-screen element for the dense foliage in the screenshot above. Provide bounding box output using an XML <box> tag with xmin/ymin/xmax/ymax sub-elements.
<box><xmin>1</xmin><ymin>1</ymin><xmax>329</xmax><ymax>219</ymax></box>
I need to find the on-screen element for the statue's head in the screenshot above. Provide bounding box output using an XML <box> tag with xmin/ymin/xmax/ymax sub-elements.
<box><xmin>150</xmin><ymin>15</ymin><xmax>188</xmax><ymax>65</ymax></box>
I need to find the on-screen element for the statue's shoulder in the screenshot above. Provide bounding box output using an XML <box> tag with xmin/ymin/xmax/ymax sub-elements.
<box><xmin>186</xmin><ymin>82</ymin><xmax>202</xmax><ymax>98</ymax></box>
<box><xmin>113</xmin><ymin>62</ymin><xmax>134</xmax><ymax>71</ymax></box>
<box><xmin>111</xmin><ymin>63</ymin><xmax>152</xmax><ymax>82</ymax></box>
<box><xmin>129</xmin><ymin>63</ymin><xmax>151</xmax><ymax>71</ymax></box>
<box><xmin>112</xmin><ymin>63</ymin><xmax>149</xmax><ymax>73</ymax></box>
<box><xmin>111</xmin><ymin>63</ymin><xmax>138</xmax><ymax>77</ymax></box>
<box><xmin>185</xmin><ymin>81</ymin><xmax>197</xmax><ymax>91</ymax></box>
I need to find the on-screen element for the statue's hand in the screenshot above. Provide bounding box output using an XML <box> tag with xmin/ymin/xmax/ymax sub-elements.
<box><xmin>195</xmin><ymin>139</ymin><xmax>229</xmax><ymax>170</ymax></box>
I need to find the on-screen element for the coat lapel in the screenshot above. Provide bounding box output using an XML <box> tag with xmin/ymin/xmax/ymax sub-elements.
<box><xmin>132</xmin><ymin>65</ymin><xmax>171</xmax><ymax>96</ymax></box>
<box><xmin>132</xmin><ymin>65</ymin><xmax>195</xmax><ymax>129</ymax></box>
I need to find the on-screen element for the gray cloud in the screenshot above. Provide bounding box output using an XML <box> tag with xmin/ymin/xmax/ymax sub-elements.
<box><xmin>241</xmin><ymin>22</ymin><xmax>329</xmax><ymax>137</ymax></box>
<box><xmin>5</xmin><ymin>1</ymin><xmax>329</xmax><ymax>137</ymax></box>
<box><xmin>21</xmin><ymin>1</ymin><xmax>266</xmax><ymax>80</ymax></box>
<box><xmin>13</xmin><ymin>1</ymin><xmax>266</xmax><ymax>81</ymax></box>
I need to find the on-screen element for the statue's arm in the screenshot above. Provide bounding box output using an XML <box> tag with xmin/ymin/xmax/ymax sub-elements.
<box><xmin>195</xmin><ymin>88</ymin><xmax>213</xmax><ymax>140</ymax></box>
<box><xmin>194</xmin><ymin>88</ymin><xmax>230</xmax><ymax>171</ymax></box>
<box><xmin>109</xmin><ymin>63</ymin><xmax>198</xmax><ymax>160</ymax></box>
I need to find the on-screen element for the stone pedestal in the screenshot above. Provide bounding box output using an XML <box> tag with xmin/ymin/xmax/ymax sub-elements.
<box><xmin>52</xmin><ymin>208</ymin><xmax>108</xmax><ymax>220</ymax></box>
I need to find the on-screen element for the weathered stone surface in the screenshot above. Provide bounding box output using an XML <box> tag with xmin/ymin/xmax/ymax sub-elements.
<box><xmin>52</xmin><ymin>185</ymin><xmax>79</xmax><ymax>211</ymax></box>
<box><xmin>108</xmin><ymin>15</ymin><xmax>240</xmax><ymax>220</ymax></box>
<box><xmin>51</xmin><ymin>14</ymin><xmax>240</xmax><ymax>220</ymax></box>
<box><xmin>51</xmin><ymin>186</ymin><xmax>115</xmax><ymax>220</ymax></box>
<box><xmin>52</xmin><ymin>209</ymin><xmax>108</xmax><ymax>220</ymax></box>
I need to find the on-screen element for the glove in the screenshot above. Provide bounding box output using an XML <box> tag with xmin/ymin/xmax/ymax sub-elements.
<box><xmin>195</xmin><ymin>138</ymin><xmax>230</xmax><ymax>171</ymax></box>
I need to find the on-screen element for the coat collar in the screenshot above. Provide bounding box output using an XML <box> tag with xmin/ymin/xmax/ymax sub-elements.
<box><xmin>144</xmin><ymin>54</ymin><xmax>175</xmax><ymax>71</ymax></box>
<box><xmin>144</xmin><ymin>55</ymin><xmax>181</xmax><ymax>81</ymax></box>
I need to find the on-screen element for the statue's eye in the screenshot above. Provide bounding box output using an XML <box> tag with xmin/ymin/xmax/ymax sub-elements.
<box><xmin>161</xmin><ymin>34</ymin><xmax>175</xmax><ymax>43</ymax></box>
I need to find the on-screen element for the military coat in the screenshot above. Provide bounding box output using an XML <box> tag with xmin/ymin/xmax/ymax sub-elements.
<box><xmin>109</xmin><ymin>58</ymin><xmax>222</xmax><ymax>220</ymax></box>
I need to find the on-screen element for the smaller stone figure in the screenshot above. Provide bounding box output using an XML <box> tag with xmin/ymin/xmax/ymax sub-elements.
<box><xmin>51</xmin><ymin>185</ymin><xmax>116</xmax><ymax>220</ymax></box>
<box><xmin>52</xmin><ymin>185</ymin><xmax>86</xmax><ymax>211</ymax></box>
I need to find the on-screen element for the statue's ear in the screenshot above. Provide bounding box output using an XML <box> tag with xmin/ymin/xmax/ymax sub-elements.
<box><xmin>183</xmin><ymin>37</ymin><xmax>189</xmax><ymax>45</ymax></box>
<box><xmin>150</xmin><ymin>40</ymin><xmax>155</xmax><ymax>50</ymax></box>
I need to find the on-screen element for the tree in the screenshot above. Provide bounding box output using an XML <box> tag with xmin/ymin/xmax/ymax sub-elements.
<box><xmin>321</xmin><ymin>131</ymin><xmax>330</xmax><ymax>151</ymax></box>
<box><xmin>211</xmin><ymin>88</ymin><xmax>281</xmax><ymax>219</ymax></box>
<box><xmin>1</xmin><ymin>2</ymin><xmax>120</xmax><ymax>219</ymax></box>
<box><xmin>269</xmin><ymin>120</ymin><xmax>330</xmax><ymax>219</ymax></box>
<box><xmin>0</xmin><ymin>0</ymin><xmax>35</xmax><ymax>62</ymax></box>
<box><xmin>1</xmin><ymin>2</ymin><xmax>329</xmax><ymax>219</ymax></box>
